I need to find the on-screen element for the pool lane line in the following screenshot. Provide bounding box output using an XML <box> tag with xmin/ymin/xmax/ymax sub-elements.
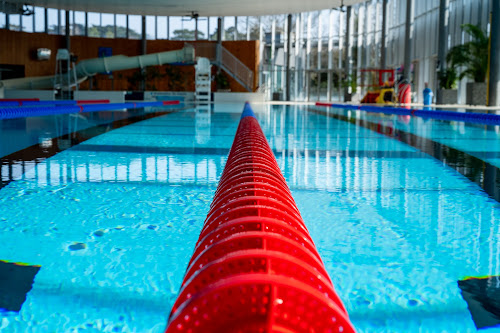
<box><xmin>0</xmin><ymin>106</ymin><xmax>189</xmax><ymax>190</ymax></box>
<box><xmin>309</xmin><ymin>106</ymin><xmax>500</xmax><ymax>203</ymax></box>
<box><xmin>0</xmin><ymin>100</ymin><xmax>181</xmax><ymax>120</ymax></box>
<box><xmin>317</xmin><ymin>102</ymin><xmax>500</xmax><ymax>125</ymax></box>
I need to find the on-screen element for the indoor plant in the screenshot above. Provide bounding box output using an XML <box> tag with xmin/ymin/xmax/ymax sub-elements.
<box><xmin>436</xmin><ymin>66</ymin><xmax>458</xmax><ymax>104</ymax></box>
<box><xmin>446</xmin><ymin>23</ymin><xmax>488</xmax><ymax>105</ymax></box>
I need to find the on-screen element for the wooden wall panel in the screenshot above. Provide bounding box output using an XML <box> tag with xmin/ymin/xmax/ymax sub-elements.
<box><xmin>0</xmin><ymin>30</ymin><xmax>65</xmax><ymax>78</ymax></box>
<box><xmin>0</xmin><ymin>29</ymin><xmax>259</xmax><ymax>93</ymax></box>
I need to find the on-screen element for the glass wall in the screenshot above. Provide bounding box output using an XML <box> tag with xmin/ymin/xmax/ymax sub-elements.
<box><xmin>116</xmin><ymin>14</ymin><xmax>127</xmax><ymax>38</ymax></box>
<box><xmin>0</xmin><ymin>0</ymin><xmax>492</xmax><ymax>101</ymax></box>
<box><xmin>146</xmin><ymin>15</ymin><xmax>155</xmax><ymax>40</ymax></box>
<box><xmin>128</xmin><ymin>15</ymin><xmax>142</xmax><ymax>39</ymax></box>
<box><xmin>157</xmin><ymin>16</ymin><xmax>167</xmax><ymax>39</ymax></box>
<box><xmin>0</xmin><ymin>12</ymin><xmax>5</xmax><ymax>29</ymax></box>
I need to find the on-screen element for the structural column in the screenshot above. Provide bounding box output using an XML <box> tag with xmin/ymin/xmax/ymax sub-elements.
<box><xmin>286</xmin><ymin>14</ymin><xmax>292</xmax><ymax>101</ymax></box>
<box><xmin>403</xmin><ymin>0</ymin><xmax>414</xmax><ymax>80</ymax></box>
<box><xmin>437</xmin><ymin>0</ymin><xmax>449</xmax><ymax>102</ymax></box>
<box><xmin>65</xmin><ymin>10</ymin><xmax>70</xmax><ymax>50</ymax></box>
<box><xmin>195</xmin><ymin>16</ymin><xmax>198</xmax><ymax>40</ymax></box>
<box><xmin>488</xmin><ymin>0</ymin><xmax>500</xmax><ymax>106</ymax></box>
<box><xmin>327</xmin><ymin>9</ymin><xmax>334</xmax><ymax>101</ymax></box>
<box><xmin>217</xmin><ymin>17</ymin><xmax>222</xmax><ymax>73</ymax></box>
<box><xmin>141</xmin><ymin>16</ymin><xmax>147</xmax><ymax>91</ymax></box>
<box><xmin>380</xmin><ymin>0</ymin><xmax>387</xmax><ymax>69</ymax></box>
<box><xmin>344</xmin><ymin>6</ymin><xmax>352</xmax><ymax>101</ymax></box>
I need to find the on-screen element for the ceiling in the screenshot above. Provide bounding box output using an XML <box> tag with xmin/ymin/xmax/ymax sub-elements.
<box><xmin>10</xmin><ymin>0</ymin><xmax>366</xmax><ymax>17</ymax></box>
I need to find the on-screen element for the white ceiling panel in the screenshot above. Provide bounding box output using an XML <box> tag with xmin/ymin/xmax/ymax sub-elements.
<box><xmin>14</xmin><ymin>0</ymin><xmax>366</xmax><ymax>16</ymax></box>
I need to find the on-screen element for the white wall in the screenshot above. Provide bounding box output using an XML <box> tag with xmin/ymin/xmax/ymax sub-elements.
<box><xmin>4</xmin><ymin>90</ymin><xmax>55</xmax><ymax>100</ymax></box>
<box><xmin>74</xmin><ymin>91</ymin><xmax>125</xmax><ymax>103</ymax></box>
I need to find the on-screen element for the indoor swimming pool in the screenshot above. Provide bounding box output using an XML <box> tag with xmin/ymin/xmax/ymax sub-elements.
<box><xmin>0</xmin><ymin>102</ymin><xmax>499</xmax><ymax>332</ymax></box>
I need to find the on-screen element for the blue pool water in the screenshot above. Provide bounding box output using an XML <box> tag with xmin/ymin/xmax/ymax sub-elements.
<box><xmin>0</xmin><ymin>103</ymin><xmax>499</xmax><ymax>332</ymax></box>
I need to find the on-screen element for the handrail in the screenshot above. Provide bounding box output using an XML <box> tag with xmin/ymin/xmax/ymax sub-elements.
<box><xmin>220</xmin><ymin>46</ymin><xmax>254</xmax><ymax>91</ymax></box>
<box><xmin>189</xmin><ymin>42</ymin><xmax>254</xmax><ymax>91</ymax></box>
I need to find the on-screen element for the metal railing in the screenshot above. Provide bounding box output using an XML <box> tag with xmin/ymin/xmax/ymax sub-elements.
<box><xmin>220</xmin><ymin>47</ymin><xmax>254</xmax><ymax>91</ymax></box>
<box><xmin>189</xmin><ymin>42</ymin><xmax>254</xmax><ymax>92</ymax></box>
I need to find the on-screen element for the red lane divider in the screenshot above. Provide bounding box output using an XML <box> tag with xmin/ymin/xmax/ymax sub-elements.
<box><xmin>165</xmin><ymin>102</ymin><xmax>355</xmax><ymax>333</ymax></box>
<box><xmin>162</xmin><ymin>100</ymin><xmax>181</xmax><ymax>105</ymax></box>
<box><xmin>76</xmin><ymin>99</ymin><xmax>110</xmax><ymax>104</ymax></box>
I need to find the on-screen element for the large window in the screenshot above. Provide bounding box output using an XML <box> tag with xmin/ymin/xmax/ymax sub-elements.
<box><xmin>116</xmin><ymin>14</ymin><xmax>127</xmax><ymax>38</ymax></box>
<box><xmin>237</xmin><ymin>16</ymin><xmax>247</xmax><ymax>40</ymax></box>
<box><xmin>59</xmin><ymin>10</ymin><xmax>66</xmax><ymax>34</ymax></box>
<box><xmin>87</xmin><ymin>12</ymin><xmax>100</xmax><ymax>37</ymax></box>
<box><xmin>181</xmin><ymin>17</ymin><xmax>196</xmax><ymax>40</ymax></box>
<box><xmin>157</xmin><ymin>16</ymin><xmax>167</xmax><ymax>39</ymax></box>
<box><xmin>146</xmin><ymin>15</ymin><xmax>155</xmax><ymax>39</ymax></box>
<box><xmin>169</xmin><ymin>16</ymin><xmax>182</xmax><ymax>40</ymax></box>
<box><xmin>73</xmin><ymin>11</ymin><xmax>85</xmax><ymax>36</ymax></box>
<box><xmin>22</xmin><ymin>7</ymin><xmax>34</xmax><ymax>32</ymax></box>
<box><xmin>224</xmin><ymin>16</ymin><xmax>236</xmax><ymax>40</ymax></box>
<box><xmin>9</xmin><ymin>14</ymin><xmax>21</xmax><ymax>31</ymax></box>
<box><xmin>247</xmin><ymin>16</ymin><xmax>260</xmax><ymax>40</ymax></box>
<box><xmin>208</xmin><ymin>17</ymin><xmax>218</xmax><ymax>40</ymax></box>
<box><xmin>101</xmin><ymin>13</ymin><xmax>114</xmax><ymax>38</ymax></box>
<box><xmin>34</xmin><ymin>7</ymin><xmax>45</xmax><ymax>32</ymax></box>
<box><xmin>47</xmin><ymin>8</ymin><xmax>58</xmax><ymax>34</ymax></box>
<box><xmin>128</xmin><ymin>15</ymin><xmax>142</xmax><ymax>39</ymax></box>
<box><xmin>0</xmin><ymin>12</ymin><xmax>6</xmax><ymax>29</ymax></box>
<box><xmin>197</xmin><ymin>17</ymin><xmax>208</xmax><ymax>40</ymax></box>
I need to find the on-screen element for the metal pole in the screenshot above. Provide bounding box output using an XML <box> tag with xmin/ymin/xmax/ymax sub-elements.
<box><xmin>142</xmin><ymin>16</ymin><xmax>147</xmax><ymax>54</ymax></box>
<box><xmin>141</xmin><ymin>16</ymin><xmax>147</xmax><ymax>91</ymax></box>
<box><xmin>234</xmin><ymin>16</ymin><xmax>237</xmax><ymax>40</ymax></box>
<box><xmin>327</xmin><ymin>9</ymin><xmax>333</xmax><ymax>101</ymax></box>
<box><xmin>271</xmin><ymin>16</ymin><xmax>276</xmax><ymax>97</ymax></box>
<box><xmin>436</xmin><ymin>0</ymin><xmax>449</xmax><ymax>102</ymax></box>
<box><xmin>381</xmin><ymin>0</ymin><xmax>387</xmax><ymax>69</ymax></box>
<box><xmin>403</xmin><ymin>0</ymin><xmax>414</xmax><ymax>80</ymax></box>
<box><xmin>167</xmin><ymin>16</ymin><xmax>170</xmax><ymax>39</ymax></box>
<box><xmin>65</xmin><ymin>10</ymin><xmax>70</xmax><ymax>50</ymax></box>
<box><xmin>195</xmin><ymin>16</ymin><xmax>198</xmax><ymax>40</ymax></box>
<box><xmin>85</xmin><ymin>12</ymin><xmax>88</xmax><ymax>37</ymax></box>
<box><xmin>246</xmin><ymin>16</ymin><xmax>250</xmax><ymax>41</ymax></box>
<box><xmin>489</xmin><ymin>2</ymin><xmax>500</xmax><ymax>106</ymax></box>
<box><xmin>217</xmin><ymin>17</ymin><xmax>222</xmax><ymax>72</ymax></box>
<box><xmin>44</xmin><ymin>8</ymin><xmax>48</xmax><ymax>33</ymax></box>
<box><xmin>58</xmin><ymin>9</ymin><xmax>61</xmax><ymax>35</ymax></box>
<box><xmin>126</xmin><ymin>15</ymin><xmax>129</xmax><ymax>39</ymax></box>
<box><xmin>286</xmin><ymin>14</ymin><xmax>292</xmax><ymax>101</ymax></box>
<box><xmin>344</xmin><ymin>6</ymin><xmax>352</xmax><ymax>101</ymax></box>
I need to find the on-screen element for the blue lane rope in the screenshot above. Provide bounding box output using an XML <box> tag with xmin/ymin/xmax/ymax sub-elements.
<box><xmin>319</xmin><ymin>103</ymin><xmax>500</xmax><ymax>125</ymax></box>
<box><xmin>0</xmin><ymin>101</ymin><xmax>175</xmax><ymax>120</ymax></box>
<box><xmin>240</xmin><ymin>101</ymin><xmax>256</xmax><ymax>119</ymax></box>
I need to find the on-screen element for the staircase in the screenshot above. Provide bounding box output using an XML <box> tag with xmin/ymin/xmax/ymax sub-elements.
<box><xmin>188</xmin><ymin>42</ymin><xmax>254</xmax><ymax>92</ymax></box>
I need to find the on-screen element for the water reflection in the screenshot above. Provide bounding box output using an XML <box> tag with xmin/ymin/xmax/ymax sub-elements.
<box><xmin>306</xmin><ymin>105</ymin><xmax>500</xmax><ymax>202</ymax></box>
<box><xmin>257</xmin><ymin>106</ymin><xmax>500</xmax><ymax>328</ymax></box>
<box><xmin>1</xmin><ymin>103</ymin><xmax>500</xmax><ymax>331</ymax></box>
<box><xmin>195</xmin><ymin>104</ymin><xmax>211</xmax><ymax>144</ymax></box>
<box><xmin>0</xmin><ymin>107</ymin><xmax>184</xmax><ymax>189</ymax></box>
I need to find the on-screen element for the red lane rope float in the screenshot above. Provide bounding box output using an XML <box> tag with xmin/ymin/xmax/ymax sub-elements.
<box><xmin>76</xmin><ymin>99</ymin><xmax>110</xmax><ymax>104</ymax></box>
<box><xmin>165</xmin><ymin>102</ymin><xmax>355</xmax><ymax>333</ymax></box>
